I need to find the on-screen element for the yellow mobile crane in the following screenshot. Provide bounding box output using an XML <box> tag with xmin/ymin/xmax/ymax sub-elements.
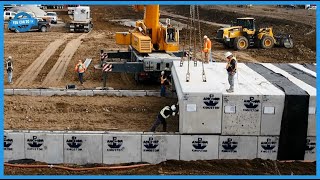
<box><xmin>95</xmin><ymin>5</ymin><xmax>183</xmax><ymax>82</ymax></box>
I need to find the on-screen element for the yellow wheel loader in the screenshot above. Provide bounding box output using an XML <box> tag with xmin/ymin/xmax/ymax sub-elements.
<box><xmin>215</xmin><ymin>17</ymin><xmax>293</xmax><ymax>50</ymax></box>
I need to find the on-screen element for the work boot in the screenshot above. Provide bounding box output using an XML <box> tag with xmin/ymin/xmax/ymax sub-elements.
<box><xmin>226</xmin><ymin>89</ymin><xmax>234</xmax><ymax>93</ymax></box>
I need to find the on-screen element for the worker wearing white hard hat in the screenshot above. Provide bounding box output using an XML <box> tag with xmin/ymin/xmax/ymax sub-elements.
<box><xmin>225</xmin><ymin>52</ymin><xmax>237</xmax><ymax>93</ymax></box>
<box><xmin>160</xmin><ymin>70</ymin><xmax>172</xmax><ymax>97</ymax></box>
<box><xmin>150</xmin><ymin>104</ymin><xmax>178</xmax><ymax>132</ymax></box>
<box><xmin>203</xmin><ymin>35</ymin><xmax>212</xmax><ymax>63</ymax></box>
<box><xmin>6</xmin><ymin>56</ymin><xmax>13</xmax><ymax>84</ymax></box>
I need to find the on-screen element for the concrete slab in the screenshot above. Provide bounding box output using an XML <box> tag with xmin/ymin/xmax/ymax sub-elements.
<box><xmin>141</xmin><ymin>135</ymin><xmax>180</xmax><ymax>164</ymax></box>
<box><xmin>25</xmin><ymin>133</ymin><xmax>63</xmax><ymax>164</ymax></box>
<box><xmin>180</xmin><ymin>135</ymin><xmax>219</xmax><ymax>161</ymax></box>
<box><xmin>146</xmin><ymin>90</ymin><xmax>161</xmax><ymax>97</ymax></box>
<box><xmin>119</xmin><ymin>90</ymin><xmax>146</xmax><ymax>97</ymax></box>
<box><xmin>219</xmin><ymin>136</ymin><xmax>258</xmax><ymax>159</ymax></box>
<box><xmin>257</xmin><ymin>136</ymin><xmax>279</xmax><ymax>160</ymax></box>
<box><xmin>66</xmin><ymin>90</ymin><xmax>94</xmax><ymax>96</ymax></box>
<box><xmin>64</xmin><ymin>134</ymin><xmax>103</xmax><ymax>164</ymax></box>
<box><xmin>304</xmin><ymin>136</ymin><xmax>316</xmax><ymax>161</ymax></box>
<box><xmin>13</xmin><ymin>89</ymin><xmax>42</xmax><ymax>96</ymax></box>
<box><xmin>4</xmin><ymin>132</ymin><xmax>25</xmax><ymax>162</ymax></box>
<box><xmin>40</xmin><ymin>89</ymin><xmax>67</xmax><ymax>96</ymax></box>
<box><xmin>4</xmin><ymin>89</ymin><xmax>14</xmax><ymax>95</ymax></box>
<box><xmin>93</xmin><ymin>90</ymin><xmax>121</xmax><ymax>96</ymax></box>
<box><xmin>103</xmin><ymin>134</ymin><xmax>141</xmax><ymax>164</ymax></box>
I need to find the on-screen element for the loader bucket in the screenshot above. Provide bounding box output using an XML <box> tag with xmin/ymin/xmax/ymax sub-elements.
<box><xmin>275</xmin><ymin>34</ymin><xmax>294</xmax><ymax>48</ymax></box>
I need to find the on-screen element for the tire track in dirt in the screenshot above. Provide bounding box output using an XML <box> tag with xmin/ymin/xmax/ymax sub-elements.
<box><xmin>15</xmin><ymin>34</ymin><xmax>74</xmax><ymax>87</ymax></box>
<box><xmin>41</xmin><ymin>33</ymin><xmax>88</xmax><ymax>87</ymax></box>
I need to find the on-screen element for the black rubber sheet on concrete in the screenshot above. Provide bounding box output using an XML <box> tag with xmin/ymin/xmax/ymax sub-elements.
<box><xmin>246</xmin><ymin>63</ymin><xmax>309</xmax><ymax>160</ymax></box>
<box><xmin>274</xmin><ymin>63</ymin><xmax>316</xmax><ymax>88</ymax></box>
<box><xmin>302</xmin><ymin>63</ymin><xmax>316</xmax><ymax>72</ymax></box>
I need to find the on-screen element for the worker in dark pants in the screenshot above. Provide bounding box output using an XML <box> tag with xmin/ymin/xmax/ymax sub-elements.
<box><xmin>74</xmin><ymin>59</ymin><xmax>86</xmax><ymax>85</ymax></box>
<box><xmin>160</xmin><ymin>71</ymin><xmax>172</xmax><ymax>97</ymax></box>
<box><xmin>150</xmin><ymin>105</ymin><xmax>177</xmax><ymax>132</ymax></box>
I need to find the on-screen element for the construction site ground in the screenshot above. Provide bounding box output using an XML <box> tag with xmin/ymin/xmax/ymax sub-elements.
<box><xmin>4</xmin><ymin>5</ymin><xmax>316</xmax><ymax>175</ymax></box>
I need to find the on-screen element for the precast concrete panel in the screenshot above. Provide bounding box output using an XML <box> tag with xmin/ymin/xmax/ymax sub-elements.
<box><xmin>103</xmin><ymin>134</ymin><xmax>141</xmax><ymax>164</ymax></box>
<box><xmin>211</xmin><ymin>63</ymin><xmax>262</xmax><ymax>136</ymax></box>
<box><xmin>64</xmin><ymin>134</ymin><xmax>103</xmax><ymax>164</ymax></box>
<box><xmin>141</xmin><ymin>135</ymin><xmax>180</xmax><ymax>164</ymax></box>
<box><xmin>25</xmin><ymin>133</ymin><xmax>63</xmax><ymax>164</ymax></box>
<box><xmin>219</xmin><ymin>136</ymin><xmax>258</xmax><ymax>159</ymax></box>
<box><xmin>172</xmin><ymin>61</ymin><xmax>224</xmax><ymax>134</ymax></box>
<box><xmin>180</xmin><ymin>135</ymin><xmax>219</xmax><ymax>160</ymax></box>
<box><xmin>304</xmin><ymin>136</ymin><xmax>316</xmax><ymax>161</ymax></box>
<box><xmin>237</xmin><ymin>64</ymin><xmax>285</xmax><ymax>136</ymax></box>
<box><xmin>247</xmin><ymin>63</ymin><xmax>309</xmax><ymax>160</ymax></box>
<box><xmin>257</xmin><ymin>136</ymin><xmax>279</xmax><ymax>160</ymax></box>
<box><xmin>4</xmin><ymin>132</ymin><xmax>25</xmax><ymax>162</ymax></box>
<box><xmin>262</xmin><ymin>63</ymin><xmax>316</xmax><ymax>137</ymax></box>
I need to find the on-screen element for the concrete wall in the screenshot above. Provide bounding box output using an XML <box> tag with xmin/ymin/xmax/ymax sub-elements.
<box><xmin>222</xmin><ymin>94</ymin><xmax>262</xmax><ymax>135</ymax></box>
<box><xmin>64</xmin><ymin>134</ymin><xmax>103</xmax><ymax>164</ymax></box>
<box><xmin>103</xmin><ymin>134</ymin><xmax>141</xmax><ymax>164</ymax></box>
<box><xmin>180</xmin><ymin>135</ymin><xmax>219</xmax><ymax>160</ymax></box>
<box><xmin>4</xmin><ymin>131</ymin><xmax>315</xmax><ymax>163</ymax></box>
<box><xmin>4</xmin><ymin>132</ymin><xmax>25</xmax><ymax>162</ymax></box>
<box><xmin>304</xmin><ymin>136</ymin><xmax>316</xmax><ymax>161</ymax></box>
<box><xmin>4</xmin><ymin>89</ymin><xmax>161</xmax><ymax>97</ymax></box>
<box><xmin>218</xmin><ymin>136</ymin><xmax>258</xmax><ymax>159</ymax></box>
<box><xmin>25</xmin><ymin>133</ymin><xmax>64</xmax><ymax>164</ymax></box>
<box><xmin>141</xmin><ymin>134</ymin><xmax>180</xmax><ymax>164</ymax></box>
<box><xmin>257</xmin><ymin>136</ymin><xmax>279</xmax><ymax>160</ymax></box>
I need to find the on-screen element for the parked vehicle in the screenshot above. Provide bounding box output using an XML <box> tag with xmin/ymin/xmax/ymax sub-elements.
<box><xmin>46</xmin><ymin>12</ymin><xmax>57</xmax><ymax>24</ymax></box>
<box><xmin>8</xmin><ymin>12</ymin><xmax>50</xmax><ymax>33</ymax></box>
<box><xmin>3</xmin><ymin>11</ymin><xmax>17</xmax><ymax>21</ymax></box>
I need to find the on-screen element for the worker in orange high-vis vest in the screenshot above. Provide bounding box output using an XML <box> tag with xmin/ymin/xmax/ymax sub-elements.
<box><xmin>75</xmin><ymin>59</ymin><xmax>86</xmax><ymax>85</ymax></box>
<box><xmin>203</xmin><ymin>35</ymin><xmax>212</xmax><ymax>63</ymax></box>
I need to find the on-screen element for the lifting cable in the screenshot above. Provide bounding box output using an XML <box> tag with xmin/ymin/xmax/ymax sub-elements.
<box><xmin>4</xmin><ymin>162</ymin><xmax>152</xmax><ymax>171</ymax></box>
<box><xmin>180</xmin><ymin>15</ymin><xmax>188</xmax><ymax>67</ymax></box>
<box><xmin>186</xmin><ymin>5</ymin><xmax>193</xmax><ymax>82</ymax></box>
<box><xmin>192</xmin><ymin>5</ymin><xmax>197</xmax><ymax>67</ymax></box>
<box><xmin>196</xmin><ymin>5</ymin><xmax>206</xmax><ymax>82</ymax></box>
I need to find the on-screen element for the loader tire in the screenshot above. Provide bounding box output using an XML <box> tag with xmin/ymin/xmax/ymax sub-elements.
<box><xmin>234</xmin><ymin>36</ymin><xmax>248</xmax><ymax>50</ymax></box>
<box><xmin>261</xmin><ymin>35</ymin><xmax>274</xmax><ymax>49</ymax></box>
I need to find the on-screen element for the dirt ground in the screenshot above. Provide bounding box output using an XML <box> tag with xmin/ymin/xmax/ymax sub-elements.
<box><xmin>3</xmin><ymin>5</ymin><xmax>317</xmax><ymax>175</ymax></box>
<box><xmin>4</xmin><ymin>96</ymin><xmax>179</xmax><ymax>132</ymax></box>
<box><xmin>4</xmin><ymin>159</ymin><xmax>316</xmax><ymax>175</ymax></box>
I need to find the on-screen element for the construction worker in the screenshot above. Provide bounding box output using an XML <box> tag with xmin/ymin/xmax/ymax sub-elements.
<box><xmin>202</xmin><ymin>35</ymin><xmax>212</xmax><ymax>63</ymax></box>
<box><xmin>150</xmin><ymin>104</ymin><xmax>177</xmax><ymax>132</ymax></box>
<box><xmin>225</xmin><ymin>52</ymin><xmax>237</xmax><ymax>93</ymax></box>
<box><xmin>160</xmin><ymin>70</ymin><xmax>172</xmax><ymax>97</ymax></box>
<box><xmin>74</xmin><ymin>59</ymin><xmax>86</xmax><ymax>85</ymax></box>
<box><xmin>6</xmin><ymin>56</ymin><xmax>13</xmax><ymax>84</ymax></box>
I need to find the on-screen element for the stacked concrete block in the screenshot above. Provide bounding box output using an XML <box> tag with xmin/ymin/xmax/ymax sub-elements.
<box><xmin>141</xmin><ymin>134</ymin><xmax>180</xmax><ymax>164</ymax></box>
<box><xmin>257</xmin><ymin>136</ymin><xmax>279</xmax><ymax>160</ymax></box>
<box><xmin>4</xmin><ymin>132</ymin><xmax>25</xmax><ymax>162</ymax></box>
<box><xmin>180</xmin><ymin>135</ymin><xmax>219</xmax><ymax>160</ymax></box>
<box><xmin>103</xmin><ymin>134</ymin><xmax>141</xmax><ymax>164</ymax></box>
<box><xmin>24</xmin><ymin>132</ymin><xmax>64</xmax><ymax>164</ymax></box>
<box><xmin>63</xmin><ymin>134</ymin><xmax>103</xmax><ymax>164</ymax></box>
<box><xmin>218</xmin><ymin>136</ymin><xmax>258</xmax><ymax>159</ymax></box>
<box><xmin>172</xmin><ymin>61</ymin><xmax>224</xmax><ymax>134</ymax></box>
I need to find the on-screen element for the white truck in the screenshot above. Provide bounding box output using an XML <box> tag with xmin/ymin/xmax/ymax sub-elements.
<box><xmin>69</xmin><ymin>6</ymin><xmax>93</xmax><ymax>33</ymax></box>
<box><xmin>4</xmin><ymin>11</ymin><xmax>17</xmax><ymax>21</ymax></box>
